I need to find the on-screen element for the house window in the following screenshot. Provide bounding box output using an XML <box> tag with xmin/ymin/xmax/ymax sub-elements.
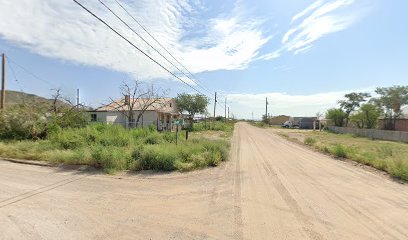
<box><xmin>169</xmin><ymin>103</ymin><xmax>172</xmax><ymax>107</ymax></box>
<box><xmin>91</xmin><ymin>113</ymin><xmax>97</xmax><ymax>122</ymax></box>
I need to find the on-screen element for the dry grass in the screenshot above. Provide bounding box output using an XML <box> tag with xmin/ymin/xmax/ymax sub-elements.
<box><xmin>279</xmin><ymin>129</ymin><xmax>408</xmax><ymax>181</ymax></box>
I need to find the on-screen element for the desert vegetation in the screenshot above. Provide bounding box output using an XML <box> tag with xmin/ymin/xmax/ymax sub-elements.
<box><xmin>294</xmin><ymin>131</ymin><xmax>408</xmax><ymax>181</ymax></box>
<box><xmin>0</xmin><ymin>90</ymin><xmax>233</xmax><ymax>173</ymax></box>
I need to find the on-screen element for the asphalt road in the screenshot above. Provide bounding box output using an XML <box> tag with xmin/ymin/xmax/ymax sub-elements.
<box><xmin>1</xmin><ymin>122</ymin><xmax>407</xmax><ymax>239</ymax></box>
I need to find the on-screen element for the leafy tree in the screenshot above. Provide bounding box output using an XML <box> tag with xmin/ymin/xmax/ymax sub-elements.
<box><xmin>326</xmin><ymin>108</ymin><xmax>346</xmax><ymax>127</ymax></box>
<box><xmin>350</xmin><ymin>103</ymin><xmax>382</xmax><ymax>129</ymax></box>
<box><xmin>338</xmin><ymin>92</ymin><xmax>371</xmax><ymax>126</ymax></box>
<box><xmin>175</xmin><ymin>93</ymin><xmax>209</xmax><ymax>128</ymax></box>
<box><xmin>372</xmin><ymin>85</ymin><xmax>408</xmax><ymax>130</ymax></box>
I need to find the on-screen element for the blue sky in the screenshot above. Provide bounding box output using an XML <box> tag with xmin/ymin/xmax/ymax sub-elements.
<box><xmin>0</xmin><ymin>0</ymin><xmax>407</xmax><ymax>119</ymax></box>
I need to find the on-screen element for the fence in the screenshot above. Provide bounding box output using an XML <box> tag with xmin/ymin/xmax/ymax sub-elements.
<box><xmin>378</xmin><ymin>119</ymin><xmax>408</xmax><ymax>132</ymax></box>
<box><xmin>327</xmin><ymin>126</ymin><xmax>408</xmax><ymax>143</ymax></box>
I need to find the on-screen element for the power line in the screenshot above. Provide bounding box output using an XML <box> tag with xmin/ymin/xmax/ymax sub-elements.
<box><xmin>98</xmin><ymin>0</ymin><xmax>211</xmax><ymax>95</ymax></box>
<box><xmin>6</xmin><ymin>56</ymin><xmax>56</xmax><ymax>88</ymax></box>
<box><xmin>6</xmin><ymin>58</ymin><xmax>25</xmax><ymax>93</ymax></box>
<box><xmin>112</xmin><ymin>0</ymin><xmax>213</xmax><ymax>94</ymax></box>
<box><xmin>72</xmin><ymin>0</ymin><xmax>206</xmax><ymax>96</ymax></box>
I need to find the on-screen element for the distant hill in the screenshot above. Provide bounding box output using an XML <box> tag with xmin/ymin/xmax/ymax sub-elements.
<box><xmin>3</xmin><ymin>90</ymin><xmax>68</xmax><ymax>107</ymax></box>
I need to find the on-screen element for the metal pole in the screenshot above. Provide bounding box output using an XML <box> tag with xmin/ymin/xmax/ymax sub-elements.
<box><xmin>1</xmin><ymin>53</ymin><xmax>6</xmax><ymax>109</ymax></box>
<box><xmin>265</xmin><ymin>97</ymin><xmax>268</xmax><ymax>121</ymax></box>
<box><xmin>213</xmin><ymin>92</ymin><xmax>217</xmax><ymax>129</ymax></box>
<box><xmin>224</xmin><ymin>97</ymin><xmax>227</xmax><ymax>123</ymax></box>
<box><xmin>76</xmin><ymin>88</ymin><xmax>80</xmax><ymax>111</ymax></box>
<box><xmin>176</xmin><ymin>124</ymin><xmax>178</xmax><ymax>146</ymax></box>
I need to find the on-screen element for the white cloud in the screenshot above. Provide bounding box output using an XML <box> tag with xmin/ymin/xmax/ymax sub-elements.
<box><xmin>226</xmin><ymin>87</ymin><xmax>375</xmax><ymax>119</ymax></box>
<box><xmin>291</xmin><ymin>0</ymin><xmax>324</xmax><ymax>22</ymax></box>
<box><xmin>283</xmin><ymin>0</ymin><xmax>358</xmax><ymax>53</ymax></box>
<box><xmin>0</xmin><ymin>0</ymin><xmax>269</xmax><ymax>80</ymax></box>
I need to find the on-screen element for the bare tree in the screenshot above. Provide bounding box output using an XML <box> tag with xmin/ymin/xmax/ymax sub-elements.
<box><xmin>51</xmin><ymin>88</ymin><xmax>62</xmax><ymax>114</ymax></box>
<box><xmin>109</xmin><ymin>80</ymin><xmax>168</xmax><ymax>128</ymax></box>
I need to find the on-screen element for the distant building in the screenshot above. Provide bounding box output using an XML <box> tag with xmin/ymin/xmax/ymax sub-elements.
<box><xmin>88</xmin><ymin>98</ymin><xmax>179</xmax><ymax>131</ymax></box>
<box><xmin>268</xmin><ymin>115</ymin><xmax>290</xmax><ymax>125</ymax></box>
<box><xmin>299</xmin><ymin>117</ymin><xmax>318</xmax><ymax>129</ymax></box>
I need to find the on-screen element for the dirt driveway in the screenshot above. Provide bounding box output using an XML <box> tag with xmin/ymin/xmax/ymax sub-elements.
<box><xmin>1</xmin><ymin>122</ymin><xmax>407</xmax><ymax>239</ymax></box>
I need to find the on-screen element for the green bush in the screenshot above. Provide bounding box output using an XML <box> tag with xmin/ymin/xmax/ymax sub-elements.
<box><xmin>91</xmin><ymin>146</ymin><xmax>130</xmax><ymax>173</ymax></box>
<box><xmin>330</xmin><ymin>144</ymin><xmax>348</xmax><ymax>158</ymax></box>
<box><xmin>0</xmin><ymin>123</ymin><xmax>231</xmax><ymax>173</ymax></box>
<box><xmin>388</xmin><ymin>158</ymin><xmax>408</xmax><ymax>181</ymax></box>
<box><xmin>48</xmin><ymin>129</ymin><xmax>85</xmax><ymax>149</ymax></box>
<box><xmin>0</xmin><ymin>102</ymin><xmax>87</xmax><ymax>140</ymax></box>
<box><xmin>304</xmin><ymin>137</ymin><xmax>317</xmax><ymax>146</ymax></box>
<box><xmin>134</xmin><ymin>145</ymin><xmax>178</xmax><ymax>171</ymax></box>
<box><xmin>144</xmin><ymin>133</ymin><xmax>162</xmax><ymax>145</ymax></box>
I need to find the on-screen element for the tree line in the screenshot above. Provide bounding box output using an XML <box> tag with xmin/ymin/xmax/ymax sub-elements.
<box><xmin>326</xmin><ymin>85</ymin><xmax>408</xmax><ymax>130</ymax></box>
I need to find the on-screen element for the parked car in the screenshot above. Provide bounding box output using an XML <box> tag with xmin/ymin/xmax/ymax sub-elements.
<box><xmin>281</xmin><ymin>121</ymin><xmax>292</xmax><ymax>128</ymax></box>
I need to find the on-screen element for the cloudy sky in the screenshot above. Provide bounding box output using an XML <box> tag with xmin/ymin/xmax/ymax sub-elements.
<box><xmin>0</xmin><ymin>0</ymin><xmax>407</xmax><ymax>119</ymax></box>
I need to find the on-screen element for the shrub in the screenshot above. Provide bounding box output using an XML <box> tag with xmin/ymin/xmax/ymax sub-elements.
<box><xmin>304</xmin><ymin>137</ymin><xmax>317</xmax><ymax>146</ymax></box>
<box><xmin>91</xmin><ymin>146</ymin><xmax>130</xmax><ymax>173</ymax></box>
<box><xmin>388</xmin><ymin>158</ymin><xmax>408</xmax><ymax>181</ymax></box>
<box><xmin>331</xmin><ymin>144</ymin><xmax>348</xmax><ymax>158</ymax></box>
<box><xmin>144</xmin><ymin>133</ymin><xmax>162</xmax><ymax>145</ymax></box>
<box><xmin>135</xmin><ymin>145</ymin><xmax>178</xmax><ymax>171</ymax></box>
<box><xmin>48</xmin><ymin>129</ymin><xmax>85</xmax><ymax>149</ymax></box>
<box><xmin>378</xmin><ymin>145</ymin><xmax>393</xmax><ymax>157</ymax></box>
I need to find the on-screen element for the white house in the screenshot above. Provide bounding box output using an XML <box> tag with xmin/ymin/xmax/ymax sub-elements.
<box><xmin>88</xmin><ymin>98</ymin><xmax>179</xmax><ymax>131</ymax></box>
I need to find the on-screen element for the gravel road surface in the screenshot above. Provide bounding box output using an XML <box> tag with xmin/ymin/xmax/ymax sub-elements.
<box><xmin>1</xmin><ymin>122</ymin><xmax>407</xmax><ymax>239</ymax></box>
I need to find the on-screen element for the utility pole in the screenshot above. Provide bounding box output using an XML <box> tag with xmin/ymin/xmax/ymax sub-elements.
<box><xmin>265</xmin><ymin>97</ymin><xmax>268</xmax><ymax>121</ymax></box>
<box><xmin>76</xmin><ymin>88</ymin><xmax>80</xmax><ymax>111</ymax></box>
<box><xmin>224</xmin><ymin>97</ymin><xmax>227</xmax><ymax>123</ymax></box>
<box><xmin>228</xmin><ymin>107</ymin><xmax>229</xmax><ymax>120</ymax></box>
<box><xmin>213</xmin><ymin>92</ymin><xmax>217</xmax><ymax>129</ymax></box>
<box><xmin>252</xmin><ymin>112</ymin><xmax>254</xmax><ymax>121</ymax></box>
<box><xmin>1</xmin><ymin>53</ymin><xmax>6</xmax><ymax>110</ymax></box>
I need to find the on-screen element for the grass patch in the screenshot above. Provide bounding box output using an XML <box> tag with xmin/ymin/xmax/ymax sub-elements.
<box><xmin>294</xmin><ymin>130</ymin><xmax>408</xmax><ymax>181</ymax></box>
<box><xmin>304</xmin><ymin>137</ymin><xmax>317</xmax><ymax>146</ymax></box>
<box><xmin>330</xmin><ymin>144</ymin><xmax>348</xmax><ymax>158</ymax></box>
<box><xmin>0</xmin><ymin>123</ymin><xmax>232</xmax><ymax>173</ymax></box>
<box><xmin>192</xmin><ymin>120</ymin><xmax>235</xmax><ymax>134</ymax></box>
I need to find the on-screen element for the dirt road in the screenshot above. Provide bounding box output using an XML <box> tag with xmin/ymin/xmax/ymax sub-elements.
<box><xmin>1</xmin><ymin>122</ymin><xmax>407</xmax><ymax>239</ymax></box>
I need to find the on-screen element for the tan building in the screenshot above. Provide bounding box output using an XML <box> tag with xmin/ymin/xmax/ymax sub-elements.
<box><xmin>269</xmin><ymin>115</ymin><xmax>290</xmax><ymax>125</ymax></box>
<box><xmin>88</xmin><ymin>98</ymin><xmax>179</xmax><ymax>131</ymax></box>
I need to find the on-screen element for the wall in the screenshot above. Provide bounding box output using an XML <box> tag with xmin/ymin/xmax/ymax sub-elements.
<box><xmin>378</xmin><ymin>119</ymin><xmax>408</xmax><ymax>132</ymax></box>
<box><xmin>327</xmin><ymin>126</ymin><xmax>408</xmax><ymax>143</ymax></box>
<box><xmin>89</xmin><ymin>111</ymin><xmax>174</xmax><ymax>130</ymax></box>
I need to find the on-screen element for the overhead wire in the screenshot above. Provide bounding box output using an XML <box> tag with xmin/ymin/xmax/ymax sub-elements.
<box><xmin>98</xmin><ymin>0</ymin><xmax>211</xmax><ymax>95</ymax></box>
<box><xmin>6</xmin><ymin>56</ymin><xmax>57</xmax><ymax>88</ymax></box>
<box><xmin>112</xmin><ymin>0</ymin><xmax>213</xmax><ymax>94</ymax></box>
<box><xmin>72</xmin><ymin>0</ymin><xmax>206</xmax><ymax>97</ymax></box>
<box><xmin>6</xmin><ymin>57</ymin><xmax>25</xmax><ymax>94</ymax></box>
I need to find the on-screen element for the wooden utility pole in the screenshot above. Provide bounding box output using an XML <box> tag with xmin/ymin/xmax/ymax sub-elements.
<box><xmin>76</xmin><ymin>88</ymin><xmax>80</xmax><ymax>111</ymax></box>
<box><xmin>265</xmin><ymin>97</ymin><xmax>268</xmax><ymax>121</ymax></box>
<box><xmin>228</xmin><ymin>107</ymin><xmax>229</xmax><ymax>120</ymax></box>
<box><xmin>1</xmin><ymin>53</ymin><xmax>6</xmax><ymax>109</ymax></box>
<box><xmin>213</xmin><ymin>92</ymin><xmax>217</xmax><ymax>129</ymax></box>
<box><xmin>224</xmin><ymin>97</ymin><xmax>227</xmax><ymax>123</ymax></box>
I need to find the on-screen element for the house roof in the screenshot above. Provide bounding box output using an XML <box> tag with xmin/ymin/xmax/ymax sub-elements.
<box><xmin>93</xmin><ymin>98</ymin><xmax>178</xmax><ymax>114</ymax></box>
